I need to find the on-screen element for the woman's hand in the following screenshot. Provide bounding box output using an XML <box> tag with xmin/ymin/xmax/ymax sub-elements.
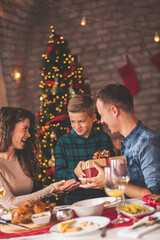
<box><xmin>53</xmin><ymin>179</ymin><xmax>80</xmax><ymax>193</ymax></box>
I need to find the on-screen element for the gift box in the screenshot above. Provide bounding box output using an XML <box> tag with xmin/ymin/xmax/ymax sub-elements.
<box><xmin>81</xmin><ymin>156</ymin><xmax>127</xmax><ymax>178</ymax></box>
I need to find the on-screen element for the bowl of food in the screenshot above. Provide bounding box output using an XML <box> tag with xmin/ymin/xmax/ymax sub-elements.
<box><xmin>31</xmin><ymin>211</ymin><xmax>51</xmax><ymax>225</ymax></box>
<box><xmin>72</xmin><ymin>198</ymin><xmax>105</xmax><ymax>217</ymax></box>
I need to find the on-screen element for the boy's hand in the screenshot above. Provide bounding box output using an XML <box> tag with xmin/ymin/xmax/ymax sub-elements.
<box><xmin>79</xmin><ymin>162</ymin><xmax>105</xmax><ymax>189</ymax></box>
<box><xmin>74</xmin><ymin>161</ymin><xmax>85</xmax><ymax>178</ymax></box>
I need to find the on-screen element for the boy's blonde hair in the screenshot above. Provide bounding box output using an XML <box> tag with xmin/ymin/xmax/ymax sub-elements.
<box><xmin>68</xmin><ymin>94</ymin><xmax>95</xmax><ymax>117</ymax></box>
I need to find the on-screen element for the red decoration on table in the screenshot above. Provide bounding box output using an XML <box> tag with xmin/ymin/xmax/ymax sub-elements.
<box><xmin>118</xmin><ymin>55</ymin><xmax>140</xmax><ymax>96</ymax></box>
<box><xmin>142</xmin><ymin>194</ymin><xmax>160</xmax><ymax>206</ymax></box>
<box><xmin>46</xmin><ymin>167</ymin><xmax>55</xmax><ymax>176</ymax></box>
<box><xmin>0</xmin><ymin>226</ymin><xmax>52</xmax><ymax>239</ymax></box>
<box><xmin>150</xmin><ymin>51</ymin><xmax>160</xmax><ymax>73</ymax></box>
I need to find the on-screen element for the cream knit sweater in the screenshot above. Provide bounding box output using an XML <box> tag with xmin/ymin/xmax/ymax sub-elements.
<box><xmin>0</xmin><ymin>154</ymin><xmax>55</xmax><ymax>209</ymax></box>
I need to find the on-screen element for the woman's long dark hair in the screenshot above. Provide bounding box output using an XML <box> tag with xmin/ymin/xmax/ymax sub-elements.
<box><xmin>0</xmin><ymin>107</ymin><xmax>40</xmax><ymax>180</ymax></box>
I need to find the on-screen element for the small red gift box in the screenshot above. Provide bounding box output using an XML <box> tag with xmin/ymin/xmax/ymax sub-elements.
<box><xmin>81</xmin><ymin>156</ymin><xmax>127</xmax><ymax>178</ymax></box>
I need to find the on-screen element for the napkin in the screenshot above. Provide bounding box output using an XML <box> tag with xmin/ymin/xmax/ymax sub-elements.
<box><xmin>117</xmin><ymin>212</ymin><xmax>160</xmax><ymax>238</ymax></box>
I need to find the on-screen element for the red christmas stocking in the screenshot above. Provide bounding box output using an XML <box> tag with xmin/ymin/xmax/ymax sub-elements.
<box><xmin>118</xmin><ymin>55</ymin><xmax>140</xmax><ymax>96</ymax></box>
<box><xmin>150</xmin><ymin>51</ymin><xmax>160</xmax><ymax>73</ymax></box>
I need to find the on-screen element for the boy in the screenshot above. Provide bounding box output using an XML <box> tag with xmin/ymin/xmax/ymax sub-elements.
<box><xmin>55</xmin><ymin>94</ymin><xmax>115</xmax><ymax>204</ymax></box>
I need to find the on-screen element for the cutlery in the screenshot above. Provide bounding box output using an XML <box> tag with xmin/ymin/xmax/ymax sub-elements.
<box><xmin>0</xmin><ymin>219</ymin><xmax>30</xmax><ymax>230</ymax></box>
<box><xmin>101</xmin><ymin>226</ymin><xmax>107</xmax><ymax>238</ymax></box>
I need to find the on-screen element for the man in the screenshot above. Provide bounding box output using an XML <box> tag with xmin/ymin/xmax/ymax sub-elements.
<box><xmin>55</xmin><ymin>94</ymin><xmax>115</xmax><ymax>204</ymax></box>
<box><xmin>80</xmin><ymin>84</ymin><xmax>160</xmax><ymax>198</ymax></box>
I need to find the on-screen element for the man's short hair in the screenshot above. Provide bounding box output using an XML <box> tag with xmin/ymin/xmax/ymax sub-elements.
<box><xmin>68</xmin><ymin>94</ymin><xmax>95</xmax><ymax>117</ymax></box>
<box><xmin>97</xmin><ymin>84</ymin><xmax>134</xmax><ymax>113</ymax></box>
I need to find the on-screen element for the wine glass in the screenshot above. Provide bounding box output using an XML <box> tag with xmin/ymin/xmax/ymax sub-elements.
<box><xmin>104</xmin><ymin>158</ymin><xmax>129</xmax><ymax>224</ymax></box>
<box><xmin>121</xmin><ymin>163</ymin><xmax>130</xmax><ymax>206</ymax></box>
<box><xmin>0</xmin><ymin>176</ymin><xmax>5</xmax><ymax>199</ymax></box>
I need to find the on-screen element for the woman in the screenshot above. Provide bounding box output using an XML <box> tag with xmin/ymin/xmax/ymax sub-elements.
<box><xmin>0</xmin><ymin>107</ymin><xmax>79</xmax><ymax>209</ymax></box>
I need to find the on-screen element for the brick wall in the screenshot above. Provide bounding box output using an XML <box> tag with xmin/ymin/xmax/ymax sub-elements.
<box><xmin>0</xmin><ymin>0</ymin><xmax>160</xmax><ymax>139</ymax></box>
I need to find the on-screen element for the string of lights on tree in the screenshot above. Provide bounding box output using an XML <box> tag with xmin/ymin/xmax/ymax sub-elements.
<box><xmin>36</xmin><ymin>26</ymin><xmax>100</xmax><ymax>195</ymax></box>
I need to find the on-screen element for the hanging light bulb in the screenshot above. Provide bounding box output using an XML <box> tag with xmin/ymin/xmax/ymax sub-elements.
<box><xmin>154</xmin><ymin>32</ymin><xmax>160</xmax><ymax>43</ymax></box>
<box><xmin>12</xmin><ymin>70</ymin><xmax>21</xmax><ymax>84</ymax></box>
<box><xmin>81</xmin><ymin>16</ymin><xmax>86</xmax><ymax>26</ymax></box>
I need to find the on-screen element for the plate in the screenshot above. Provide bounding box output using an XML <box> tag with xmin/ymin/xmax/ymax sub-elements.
<box><xmin>0</xmin><ymin>212</ymin><xmax>12</xmax><ymax>221</ymax></box>
<box><xmin>50</xmin><ymin>216</ymin><xmax>110</xmax><ymax>236</ymax></box>
<box><xmin>120</xmin><ymin>204</ymin><xmax>155</xmax><ymax>217</ymax></box>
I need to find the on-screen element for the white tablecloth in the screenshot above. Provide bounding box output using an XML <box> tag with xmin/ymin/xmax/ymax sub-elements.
<box><xmin>1</xmin><ymin>199</ymin><xmax>160</xmax><ymax>240</ymax></box>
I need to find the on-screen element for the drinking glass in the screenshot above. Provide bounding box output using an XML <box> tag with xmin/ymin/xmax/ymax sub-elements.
<box><xmin>104</xmin><ymin>158</ymin><xmax>129</xmax><ymax>224</ymax></box>
<box><xmin>0</xmin><ymin>176</ymin><xmax>5</xmax><ymax>199</ymax></box>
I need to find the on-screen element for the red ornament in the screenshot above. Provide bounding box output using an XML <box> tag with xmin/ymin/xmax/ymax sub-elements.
<box><xmin>66</xmin><ymin>129</ymin><xmax>71</xmax><ymax>133</ymax></box>
<box><xmin>35</xmin><ymin>111</ymin><xmax>40</xmax><ymax>117</ymax></box>
<box><xmin>47</xmin><ymin>44</ymin><xmax>53</xmax><ymax>54</ymax></box>
<box><xmin>64</xmin><ymin>101</ymin><xmax>68</xmax><ymax>105</ymax></box>
<box><xmin>46</xmin><ymin>167</ymin><xmax>55</xmax><ymax>176</ymax></box>
<box><xmin>56</xmin><ymin>51</ymin><xmax>59</xmax><ymax>54</ymax></box>
<box><xmin>41</xmin><ymin>70</ymin><xmax>45</xmax><ymax>74</ymax></box>
<box><xmin>44</xmin><ymin>81</ymin><xmax>55</xmax><ymax>86</ymax></box>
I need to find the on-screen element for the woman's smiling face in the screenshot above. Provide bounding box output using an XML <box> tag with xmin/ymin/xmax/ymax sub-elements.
<box><xmin>11</xmin><ymin>118</ymin><xmax>31</xmax><ymax>150</ymax></box>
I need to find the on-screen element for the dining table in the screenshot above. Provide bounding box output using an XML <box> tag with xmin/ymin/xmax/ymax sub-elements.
<box><xmin>1</xmin><ymin>198</ymin><xmax>160</xmax><ymax>240</ymax></box>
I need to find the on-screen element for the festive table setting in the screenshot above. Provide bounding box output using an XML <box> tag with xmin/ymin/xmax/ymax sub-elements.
<box><xmin>0</xmin><ymin>195</ymin><xmax>160</xmax><ymax>240</ymax></box>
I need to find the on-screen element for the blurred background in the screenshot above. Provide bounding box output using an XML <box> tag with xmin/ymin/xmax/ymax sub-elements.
<box><xmin>0</xmin><ymin>0</ymin><xmax>160</xmax><ymax>175</ymax></box>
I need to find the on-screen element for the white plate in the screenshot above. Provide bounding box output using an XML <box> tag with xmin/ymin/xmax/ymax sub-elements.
<box><xmin>0</xmin><ymin>212</ymin><xmax>12</xmax><ymax>221</ymax></box>
<box><xmin>50</xmin><ymin>216</ymin><xmax>110</xmax><ymax>236</ymax></box>
<box><xmin>120</xmin><ymin>204</ymin><xmax>155</xmax><ymax>217</ymax></box>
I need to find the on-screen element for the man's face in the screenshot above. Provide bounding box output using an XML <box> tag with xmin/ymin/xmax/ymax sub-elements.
<box><xmin>96</xmin><ymin>99</ymin><xmax>118</xmax><ymax>134</ymax></box>
<box><xmin>69</xmin><ymin>111</ymin><xmax>94</xmax><ymax>138</ymax></box>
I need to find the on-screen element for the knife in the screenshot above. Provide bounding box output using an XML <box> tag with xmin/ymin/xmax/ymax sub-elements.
<box><xmin>0</xmin><ymin>219</ymin><xmax>30</xmax><ymax>230</ymax></box>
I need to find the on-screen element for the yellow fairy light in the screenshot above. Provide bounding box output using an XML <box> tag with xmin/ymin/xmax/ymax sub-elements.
<box><xmin>154</xmin><ymin>32</ymin><xmax>160</xmax><ymax>42</ymax></box>
<box><xmin>13</xmin><ymin>70</ymin><xmax>21</xmax><ymax>83</ymax></box>
<box><xmin>81</xmin><ymin>16</ymin><xmax>86</xmax><ymax>26</ymax></box>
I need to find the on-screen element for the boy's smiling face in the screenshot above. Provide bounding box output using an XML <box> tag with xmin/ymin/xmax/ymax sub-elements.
<box><xmin>69</xmin><ymin>111</ymin><xmax>95</xmax><ymax>138</ymax></box>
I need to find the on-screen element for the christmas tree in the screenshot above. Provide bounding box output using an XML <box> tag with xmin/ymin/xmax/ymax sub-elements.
<box><xmin>36</xmin><ymin>26</ymin><xmax>91</xmax><ymax>193</ymax></box>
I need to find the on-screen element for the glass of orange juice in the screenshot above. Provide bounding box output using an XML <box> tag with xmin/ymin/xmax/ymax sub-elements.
<box><xmin>104</xmin><ymin>158</ymin><xmax>129</xmax><ymax>224</ymax></box>
<box><xmin>0</xmin><ymin>176</ymin><xmax>5</xmax><ymax>199</ymax></box>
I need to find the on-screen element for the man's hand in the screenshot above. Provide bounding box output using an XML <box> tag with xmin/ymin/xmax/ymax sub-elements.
<box><xmin>79</xmin><ymin>162</ymin><xmax>105</xmax><ymax>189</ymax></box>
<box><xmin>74</xmin><ymin>161</ymin><xmax>85</xmax><ymax>178</ymax></box>
<box><xmin>53</xmin><ymin>179</ymin><xmax>80</xmax><ymax>192</ymax></box>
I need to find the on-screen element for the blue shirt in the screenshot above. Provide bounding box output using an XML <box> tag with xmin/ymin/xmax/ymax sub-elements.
<box><xmin>55</xmin><ymin>127</ymin><xmax>115</xmax><ymax>204</ymax></box>
<box><xmin>120</xmin><ymin>121</ymin><xmax>160</xmax><ymax>194</ymax></box>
